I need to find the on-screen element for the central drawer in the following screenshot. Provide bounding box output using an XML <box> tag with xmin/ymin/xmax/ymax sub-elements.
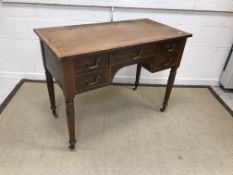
<box><xmin>110</xmin><ymin>44</ymin><xmax>156</xmax><ymax>65</ymax></box>
<box><xmin>75</xmin><ymin>69</ymin><xmax>109</xmax><ymax>93</ymax></box>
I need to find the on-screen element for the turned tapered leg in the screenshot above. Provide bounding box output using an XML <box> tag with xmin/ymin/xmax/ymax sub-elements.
<box><xmin>65</xmin><ymin>98</ymin><xmax>76</xmax><ymax>149</ymax></box>
<box><xmin>45</xmin><ymin>69</ymin><xmax>57</xmax><ymax>117</ymax></box>
<box><xmin>160</xmin><ymin>67</ymin><xmax>177</xmax><ymax>112</ymax></box>
<box><xmin>133</xmin><ymin>64</ymin><xmax>142</xmax><ymax>90</ymax></box>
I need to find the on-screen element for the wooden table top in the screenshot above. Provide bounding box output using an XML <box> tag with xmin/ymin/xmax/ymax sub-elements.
<box><xmin>34</xmin><ymin>19</ymin><xmax>192</xmax><ymax>59</ymax></box>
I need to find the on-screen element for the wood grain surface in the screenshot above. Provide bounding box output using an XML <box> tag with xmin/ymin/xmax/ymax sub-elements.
<box><xmin>34</xmin><ymin>19</ymin><xmax>192</xmax><ymax>59</ymax></box>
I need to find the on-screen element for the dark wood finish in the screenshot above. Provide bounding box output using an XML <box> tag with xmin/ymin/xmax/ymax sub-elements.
<box><xmin>45</xmin><ymin>69</ymin><xmax>57</xmax><ymax>117</ymax></box>
<box><xmin>43</xmin><ymin>44</ymin><xmax>64</xmax><ymax>89</ymax></box>
<box><xmin>133</xmin><ymin>64</ymin><xmax>142</xmax><ymax>90</ymax></box>
<box><xmin>110</xmin><ymin>57</ymin><xmax>153</xmax><ymax>82</ymax></box>
<box><xmin>160</xmin><ymin>67</ymin><xmax>177</xmax><ymax>112</ymax></box>
<box><xmin>75</xmin><ymin>69</ymin><xmax>109</xmax><ymax>93</ymax></box>
<box><xmin>34</xmin><ymin>19</ymin><xmax>192</xmax><ymax>149</ymax></box>
<box><xmin>146</xmin><ymin>38</ymin><xmax>187</xmax><ymax>73</ymax></box>
<box><xmin>110</xmin><ymin>44</ymin><xmax>156</xmax><ymax>65</ymax></box>
<box><xmin>75</xmin><ymin>54</ymin><xmax>109</xmax><ymax>74</ymax></box>
<box><xmin>62</xmin><ymin>60</ymin><xmax>76</xmax><ymax>149</ymax></box>
<box><xmin>65</xmin><ymin>98</ymin><xmax>76</xmax><ymax>150</ymax></box>
<box><xmin>40</xmin><ymin>41</ymin><xmax>57</xmax><ymax>117</ymax></box>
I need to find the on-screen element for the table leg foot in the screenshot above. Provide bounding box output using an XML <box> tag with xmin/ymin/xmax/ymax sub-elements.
<box><xmin>160</xmin><ymin>67</ymin><xmax>177</xmax><ymax>112</ymax></box>
<box><xmin>160</xmin><ymin>104</ymin><xmax>167</xmax><ymax>112</ymax></box>
<box><xmin>52</xmin><ymin>108</ymin><xmax>58</xmax><ymax>118</ymax></box>
<box><xmin>69</xmin><ymin>139</ymin><xmax>76</xmax><ymax>150</ymax></box>
<box><xmin>65</xmin><ymin>98</ymin><xmax>76</xmax><ymax>150</ymax></box>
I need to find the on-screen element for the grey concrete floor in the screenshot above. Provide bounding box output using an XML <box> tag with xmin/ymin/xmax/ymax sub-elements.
<box><xmin>212</xmin><ymin>86</ymin><xmax>233</xmax><ymax>110</ymax></box>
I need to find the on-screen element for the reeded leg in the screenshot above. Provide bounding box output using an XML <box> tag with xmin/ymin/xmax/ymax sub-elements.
<box><xmin>45</xmin><ymin>69</ymin><xmax>57</xmax><ymax>117</ymax></box>
<box><xmin>160</xmin><ymin>67</ymin><xmax>177</xmax><ymax>112</ymax></box>
<box><xmin>65</xmin><ymin>98</ymin><xmax>76</xmax><ymax>150</ymax></box>
<box><xmin>133</xmin><ymin>64</ymin><xmax>142</xmax><ymax>90</ymax></box>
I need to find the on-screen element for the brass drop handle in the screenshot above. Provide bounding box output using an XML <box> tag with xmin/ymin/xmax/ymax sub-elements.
<box><xmin>168</xmin><ymin>48</ymin><xmax>175</xmax><ymax>52</ymax></box>
<box><xmin>163</xmin><ymin>62</ymin><xmax>171</xmax><ymax>66</ymax></box>
<box><xmin>131</xmin><ymin>50</ymin><xmax>143</xmax><ymax>59</ymax></box>
<box><xmin>167</xmin><ymin>45</ymin><xmax>176</xmax><ymax>52</ymax></box>
<box><xmin>86</xmin><ymin>58</ymin><xmax>100</xmax><ymax>69</ymax></box>
<box><xmin>86</xmin><ymin>75</ymin><xmax>101</xmax><ymax>86</ymax></box>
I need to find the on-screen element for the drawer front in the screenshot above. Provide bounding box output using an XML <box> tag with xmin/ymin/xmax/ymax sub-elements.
<box><xmin>110</xmin><ymin>44</ymin><xmax>156</xmax><ymax>65</ymax></box>
<box><xmin>75</xmin><ymin>69</ymin><xmax>109</xmax><ymax>93</ymax></box>
<box><xmin>75</xmin><ymin>54</ymin><xmax>109</xmax><ymax>74</ymax></box>
<box><xmin>155</xmin><ymin>40</ymin><xmax>182</xmax><ymax>70</ymax></box>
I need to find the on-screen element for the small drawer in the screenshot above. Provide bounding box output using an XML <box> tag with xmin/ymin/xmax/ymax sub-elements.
<box><xmin>110</xmin><ymin>44</ymin><xmax>156</xmax><ymax>65</ymax></box>
<box><xmin>155</xmin><ymin>40</ymin><xmax>181</xmax><ymax>70</ymax></box>
<box><xmin>75</xmin><ymin>69</ymin><xmax>109</xmax><ymax>93</ymax></box>
<box><xmin>75</xmin><ymin>54</ymin><xmax>109</xmax><ymax>74</ymax></box>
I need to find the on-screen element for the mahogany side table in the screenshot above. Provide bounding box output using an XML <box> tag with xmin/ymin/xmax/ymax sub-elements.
<box><xmin>34</xmin><ymin>19</ymin><xmax>192</xmax><ymax>149</ymax></box>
